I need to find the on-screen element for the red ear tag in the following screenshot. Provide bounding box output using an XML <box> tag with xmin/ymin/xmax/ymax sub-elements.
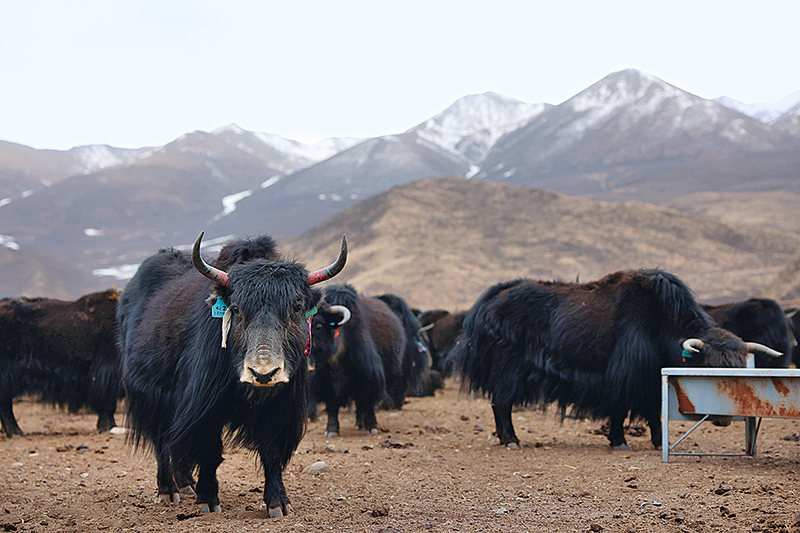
<box><xmin>333</xmin><ymin>328</ymin><xmax>339</xmax><ymax>339</ymax></box>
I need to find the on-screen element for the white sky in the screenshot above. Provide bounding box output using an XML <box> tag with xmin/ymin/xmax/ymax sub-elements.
<box><xmin>1</xmin><ymin>0</ymin><xmax>799</xmax><ymax>151</ymax></box>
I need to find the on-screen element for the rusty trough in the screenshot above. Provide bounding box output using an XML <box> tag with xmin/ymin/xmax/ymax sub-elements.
<box><xmin>661</xmin><ymin>366</ymin><xmax>800</xmax><ymax>462</ymax></box>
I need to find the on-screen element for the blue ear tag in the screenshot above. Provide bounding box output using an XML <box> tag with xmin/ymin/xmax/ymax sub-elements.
<box><xmin>681</xmin><ymin>349</ymin><xmax>693</xmax><ymax>363</ymax></box>
<box><xmin>212</xmin><ymin>297</ymin><xmax>228</xmax><ymax>318</ymax></box>
<box><xmin>304</xmin><ymin>306</ymin><xmax>318</xmax><ymax>319</ymax></box>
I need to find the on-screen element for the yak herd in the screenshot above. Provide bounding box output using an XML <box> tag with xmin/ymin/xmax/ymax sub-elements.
<box><xmin>1</xmin><ymin>230</ymin><xmax>798</xmax><ymax>517</ymax></box>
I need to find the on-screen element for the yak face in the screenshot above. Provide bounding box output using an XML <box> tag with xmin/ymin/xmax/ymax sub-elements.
<box><xmin>686</xmin><ymin>327</ymin><xmax>748</xmax><ymax>368</ymax></box>
<box><xmin>309</xmin><ymin>305</ymin><xmax>350</xmax><ymax>370</ymax></box>
<box><xmin>217</xmin><ymin>260</ymin><xmax>321</xmax><ymax>387</ymax></box>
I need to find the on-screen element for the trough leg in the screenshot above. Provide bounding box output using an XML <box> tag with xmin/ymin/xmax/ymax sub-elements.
<box><xmin>194</xmin><ymin>434</ymin><xmax>224</xmax><ymax>513</ymax></box>
<box><xmin>0</xmin><ymin>397</ymin><xmax>23</xmax><ymax>436</ymax></box>
<box><xmin>491</xmin><ymin>399</ymin><xmax>519</xmax><ymax>448</ymax></box>
<box><xmin>260</xmin><ymin>447</ymin><xmax>292</xmax><ymax>518</ymax></box>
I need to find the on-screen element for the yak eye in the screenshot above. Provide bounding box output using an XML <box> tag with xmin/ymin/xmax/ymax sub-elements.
<box><xmin>292</xmin><ymin>301</ymin><xmax>304</xmax><ymax>315</ymax></box>
<box><xmin>229</xmin><ymin>305</ymin><xmax>241</xmax><ymax>317</ymax></box>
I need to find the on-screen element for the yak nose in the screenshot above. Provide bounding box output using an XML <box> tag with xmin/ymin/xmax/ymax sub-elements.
<box><xmin>249</xmin><ymin>367</ymin><xmax>280</xmax><ymax>385</ymax></box>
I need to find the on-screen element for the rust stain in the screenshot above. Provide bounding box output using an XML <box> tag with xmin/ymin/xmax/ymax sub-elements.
<box><xmin>772</xmin><ymin>378</ymin><xmax>791</xmax><ymax>396</ymax></box>
<box><xmin>671</xmin><ymin>379</ymin><xmax>696</xmax><ymax>414</ymax></box>
<box><xmin>716</xmin><ymin>379</ymin><xmax>800</xmax><ymax>418</ymax></box>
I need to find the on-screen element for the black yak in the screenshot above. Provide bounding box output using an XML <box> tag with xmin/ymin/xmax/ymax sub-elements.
<box><xmin>452</xmin><ymin>269</ymin><xmax>782</xmax><ymax>450</ymax></box>
<box><xmin>703</xmin><ymin>298</ymin><xmax>792</xmax><ymax>368</ymax></box>
<box><xmin>0</xmin><ymin>288</ymin><xmax>122</xmax><ymax>437</ymax></box>
<box><xmin>308</xmin><ymin>284</ymin><xmax>405</xmax><ymax>438</ymax></box>
<box><xmin>117</xmin><ymin>231</ymin><xmax>347</xmax><ymax>517</ymax></box>
<box><xmin>417</xmin><ymin>309</ymin><xmax>467</xmax><ymax>375</ymax></box>
<box><xmin>376</xmin><ymin>293</ymin><xmax>441</xmax><ymax>397</ymax></box>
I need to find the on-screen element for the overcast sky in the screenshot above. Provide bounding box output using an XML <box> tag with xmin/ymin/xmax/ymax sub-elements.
<box><xmin>1</xmin><ymin>0</ymin><xmax>799</xmax><ymax>151</ymax></box>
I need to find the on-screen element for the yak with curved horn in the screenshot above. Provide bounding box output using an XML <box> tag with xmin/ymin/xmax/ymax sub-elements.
<box><xmin>451</xmin><ymin>268</ymin><xmax>782</xmax><ymax>451</ymax></box>
<box><xmin>118</xmin><ymin>231</ymin><xmax>346</xmax><ymax>518</ymax></box>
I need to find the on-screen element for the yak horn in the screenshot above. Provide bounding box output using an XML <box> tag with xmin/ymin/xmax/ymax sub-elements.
<box><xmin>418</xmin><ymin>323</ymin><xmax>435</xmax><ymax>333</ymax></box>
<box><xmin>308</xmin><ymin>235</ymin><xmax>348</xmax><ymax>286</ymax></box>
<box><xmin>745</xmin><ymin>342</ymin><xmax>783</xmax><ymax>358</ymax></box>
<box><xmin>328</xmin><ymin>305</ymin><xmax>351</xmax><ymax>326</ymax></box>
<box><xmin>193</xmin><ymin>231</ymin><xmax>230</xmax><ymax>287</ymax></box>
<box><xmin>682</xmin><ymin>338</ymin><xmax>704</xmax><ymax>353</ymax></box>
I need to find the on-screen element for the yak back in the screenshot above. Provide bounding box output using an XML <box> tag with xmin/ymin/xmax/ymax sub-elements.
<box><xmin>454</xmin><ymin>269</ymin><xmax>735</xmax><ymax>422</ymax></box>
<box><xmin>704</xmin><ymin>298</ymin><xmax>792</xmax><ymax>368</ymax></box>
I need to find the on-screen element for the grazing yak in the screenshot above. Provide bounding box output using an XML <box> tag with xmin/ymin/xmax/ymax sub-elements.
<box><xmin>452</xmin><ymin>269</ymin><xmax>782</xmax><ymax>450</ymax></box>
<box><xmin>0</xmin><ymin>288</ymin><xmax>122</xmax><ymax>437</ymax></box>
<box><xmin>376</xmin><ymin>293</ymin><xmax>441</xmax><ymax>397</ymax></box>
<box><xmin>117</xmin><ymin>231</ymin><xmax>347</xmax><ymax>517</ymax></box>
<box><xmin>703</xmin><ymin>298</ymin><xmax>792</xmax><ymax>368</ymax></box>
<box><xmin>308</xmin><ymin>284</ymin><xmax>405</xmax><ymax>438</ymax></box>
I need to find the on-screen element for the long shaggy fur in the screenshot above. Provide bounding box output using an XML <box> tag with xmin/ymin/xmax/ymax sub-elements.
<box><xmin>376</xmin><ymin>293</ymin><xmax>440</xmax><ymax>397</ymax></box>
<box><xmin>309</xmin><ymin>284</ymin><xmax>405</xmax><ymax>436</ymax></box>
<box><xmin>452</xmin><ymin>269</ymin><xmax>749</xmax><ymax>449</ymax></box>
<box><xmin>703</xmin><ymin>298</ymin><xmax>792</xmax><ymax>368</ymax></box>
<box><xmin>0</xmin><ymin>289</ymin><xmax>122</xmax><ymax>437</ymax></box>
<box><xmin>117</xmin><ymin>236</ymin><xmax>319</xmax><ymax>515</ymax></box>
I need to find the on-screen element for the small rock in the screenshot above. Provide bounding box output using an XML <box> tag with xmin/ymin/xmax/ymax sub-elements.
<box><xmin>590</xmin><ymin>524</ymin><xmax>604</xmax><ymax>532</ymax></box>
<box><xmin>493</xmin><ymin>507</ymin><xmax>508</xmax><ymax>515</ymax></box>
<box><xmin>302</xmin><ymin>461</ymin><xmax>331</xmax><ymax>475</ymax></box>
<box><xmin>370</xmin><ymin>505</ymin><xmax>389</xmax><ymax>517</ymax></box>
<box><xmin>714</xmin><ymin>483</ymin><xmax>732</xmax><ymax>495</ymax></box>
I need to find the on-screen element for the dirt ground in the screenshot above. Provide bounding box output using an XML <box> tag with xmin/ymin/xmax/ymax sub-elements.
<box><xmin>3</xmin><ymin>379</ymin><xmax>800</xmax><ymax>533</ymax></box>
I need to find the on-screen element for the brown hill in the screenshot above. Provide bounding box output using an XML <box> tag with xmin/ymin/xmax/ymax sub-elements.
<box><xmin>282</xmin><ymin>178</ymin><xmax>800</xmax><ymax>311</ymax></box>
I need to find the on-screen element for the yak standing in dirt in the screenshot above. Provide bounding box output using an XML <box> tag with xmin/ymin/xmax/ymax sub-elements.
<box><xmin>376</xmin><ymin>293</ymin><xmax>442</xmax><ymax>397</ymax></box>
<box><xmin>309</xmin><ymin>284</ymin><xmax>405</xmax><ymax>438</ymax></box>
<box><xmin>703</xmin><ymin>298</ymin><xmax>792</xmax><ymax>368</ymax></box>
<box><xmin>417</xmin><ymin>308</ymin><xmax>467</xmax><ymax>375</ymax></box>
<box><xmin>117</xmin><ymin>232</ymin><xmax>347</xmax><ymax>517</ymax></box>
<box><xmin>0</xmin><ymin>288</ymin><xmax>122</xmax><ymax>437</ymax></box>
<box><xmin>452</xmin><ymin>269</ymin><xmax>782</xmax><ymax>450</ymax></box>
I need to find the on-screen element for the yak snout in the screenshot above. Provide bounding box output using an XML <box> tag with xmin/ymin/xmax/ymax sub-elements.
<box><xmin>240</xmin><ymin>347</ymin><xmax>291</xmax><ymax>387</ymax></box>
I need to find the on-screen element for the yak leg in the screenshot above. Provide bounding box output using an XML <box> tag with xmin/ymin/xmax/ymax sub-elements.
<box><xmin>154</xmin><ymin>443</ymin><xmax>180</xmax><ymax>503</ymax></box>
<box><xmin>194</xmin><ymin>434</ymin><xmax>224</xmax><ymax>513</ymax></box>
<box><xmin>324</xmin><ymin>404</ymin><xmax>341</xmax><ymax>439</ymax></box>
<box><xmin>491</xmin><ymin>399</ymin><xmax>519</xmax><ymax>449</ymax></box>
<box><xmin>645</xmin><ymin>408</ymin><xmax>662</xmax><ymax>449</ymax></box>
<box><xmin>261</xmin><ymin>448</ymin><xmax>291</xmax><ymax>518</ymax></box>
<box><xmin>173</xmin><ymin>457</ymin><xmax>197</xmax><ymax>496</ymax></box>
<box><xmin>607</xmin><ymin>412</ymin><xmax>631</xmax><ymax>450</ymax></box>
<box><xmin>355</xmin><ymin>401</ymin><xmax>379</xmax><ymax>435</ymax></box>
<box><xmin>0</xmin><ymin>396</ymin><xmax>23</xmax><ymax>437</ymax></box>
<box><xmin>94</xmin><ymin>404</ymin><xmax>117</xmax><ymax>433</ymax></box>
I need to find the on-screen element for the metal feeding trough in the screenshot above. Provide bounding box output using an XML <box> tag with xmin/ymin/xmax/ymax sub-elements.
<box><xmin>661</xmin><ymin>361</ymin><xmax>800</xmax><ymax>462</ymax></box>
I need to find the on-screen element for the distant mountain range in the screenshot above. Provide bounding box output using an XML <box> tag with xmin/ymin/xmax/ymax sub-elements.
<box><xmin>1</xmin><ymin>68</ymin><xmax>799</xmax><ymax>299</ymax></box>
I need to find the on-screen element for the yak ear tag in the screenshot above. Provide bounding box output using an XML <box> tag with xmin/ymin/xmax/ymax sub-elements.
<box><xmin>305</xmin><ymin>306</ymin><xmax>318</xmax><ymax>319</ymax></box>
<box><xmin>212</xmin><ymin>297</ymin><xmax>228</xmax><ymax>318</ymax></box>
<box><xmin>681</xmin><ymin>349</ymin><xmax>693</xmax><ymax>363</ymax></box>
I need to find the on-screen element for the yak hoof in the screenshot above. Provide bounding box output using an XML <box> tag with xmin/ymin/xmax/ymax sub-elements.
<box><xmin>612</xmin><ymin>443</ymin><xmax>632</xmax><ymax>451</ymax></box>
<box><xmin>505</xmin><ymin>442</ymin><xmax>520</xmax><ymax>450</ymax></box>
<box><xmin>200</xmin><ymin>503</ymin><xmax>222</xmax><ymax>513</ymax></box>
<box><xmin>179</xmin><ymin>485</ymin><xmax>196</xmax><ymax>496</ymax></box>
<box><xmin>367</xmin><ymin>428</ymin><xmax>379</xmax><ymax>436</ymax></box>
<box><xmin>324</xmin><ymin>431</ymin><xmax>339</xmax><ymax>439</ymax></box>
<box><xmin>268</xmin><ymin>503</ymin><xmax>291</xmax><ymax>518</ymax></box>
<box><xmin>155</xmin><ymin>492</ymin><xmax>180</xmax><ymax>504</ymax></box>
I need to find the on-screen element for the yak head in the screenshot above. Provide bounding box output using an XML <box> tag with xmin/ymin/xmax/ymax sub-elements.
<box><xmin>193</xmin><ymin>231</ymin><xmax>347</xmax><ymax>387</ymax></box>
<box><xmin>309</xmin><ymin>304</ymin><xmax>351</xmax><ymax>370</ymax></box>
<box><xmin>682</xmin><ymin>327</ymin><xmax>783</xmax><ymax>368</ymax></box>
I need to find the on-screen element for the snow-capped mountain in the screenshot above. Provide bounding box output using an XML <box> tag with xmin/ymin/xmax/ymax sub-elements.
<box><xmin>1</xmin><ymin>68</ymin><xmax>799</xmax><ymax>298</ymax></box>
<box><xmin>475</xmin><ymin>69</ymin><xmax>796</xmax><ymax>199</ymax></box>
<box><xmin>408</xmin><ymin>92</ymin><xmax>550</xmax><ymax>166</ymax></box>
<box><xmin>715</xmin><ymin>90</ymin><xmax>800</xmax><ymax>124</ymax></box>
